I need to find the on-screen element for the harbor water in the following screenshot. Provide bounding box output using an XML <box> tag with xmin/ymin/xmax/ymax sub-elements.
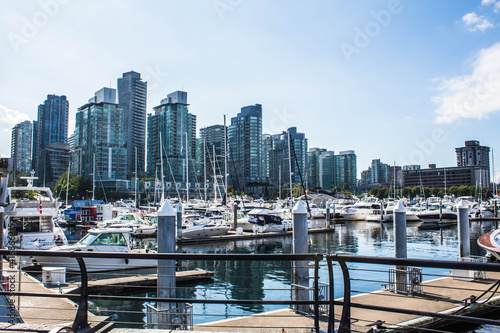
<box><xmin>64</xmin><ymin>219</ymin><xmax>499</xmax><ymax>331</ymax></box>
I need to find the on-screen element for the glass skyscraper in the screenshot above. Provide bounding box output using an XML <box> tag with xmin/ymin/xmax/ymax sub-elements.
<box><xmin>117</xmin><ymin>71</ymin><xmax>147</xmax><ymax>180</ymax></box>
<box><xmin>147</xmin><ymin>91</ymin><xmax>197</xmax><ymax>193</ymax></box>
<box><xmin>73</xmin><ymin>88</ymin><xmax>126</xmax><ymax>182</ymax></box>
<box><xmin>11</xmin><ymin>120</ymin><xmax>33</xmax><ymax>176</ymax></box>
<box><xmin>32</xmin><ymin>94</ymin><xmax>69</xmax><ymax>179</ymax></box>
<box><xmin>308</xmin><ymin>147</ymin><xmax>327</xmax><ymax>190</ymax></box>
<box><xmin>228</xmin><ymin>104</ymin><xmax>263</xmax><ymax>192</ymax></box>
<box><xmin>335</xmin><ymin>150</ymin><xmax>357</xmax><ymax>191</ymax></box>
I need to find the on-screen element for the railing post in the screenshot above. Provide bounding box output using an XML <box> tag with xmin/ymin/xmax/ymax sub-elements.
<box><xmin>293</xmin><ymin>201</ymin><xmax>309</xmax><ymax>313</ymax></box>
<box><xmin>338</xmin><ymin>260</ymin><xmax>351</xmax><ymax>333</ymax></box>
<box><xmin>457</xmin><ymin>200</ymin><xmax>470</xmax><ymax>258</ymax></box>
<box><xmin>72</xmin><ymin>257</ymin><xmax>89</xmax><ymax>332</ymax></box>
<box><xmin>313</xmin><ymin>256</ymin><xmax>320</xmax><ymax>333</ymax></box>
<box><xmin>326</xmin><ymin>256</ymin><xmax>335</xmax><ymax>333</ymax></box>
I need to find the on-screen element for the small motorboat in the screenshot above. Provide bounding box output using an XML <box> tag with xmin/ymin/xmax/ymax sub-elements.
<box><xmin>477</xmin><ymin>229</ymin><xmax>500</xmax><ymax>261</ymax></box>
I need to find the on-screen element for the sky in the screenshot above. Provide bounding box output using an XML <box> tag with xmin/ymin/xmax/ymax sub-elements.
<box><xmin>1</xmin><ymin>0</ymin><xmax>500</xmax><ymax>179</ymax></box>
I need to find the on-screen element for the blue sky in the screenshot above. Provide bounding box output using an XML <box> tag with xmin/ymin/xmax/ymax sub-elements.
<box><xmin>1</xmin><ymin>0</ymin><xmax>500</xmax><ymax>178</ymax></box>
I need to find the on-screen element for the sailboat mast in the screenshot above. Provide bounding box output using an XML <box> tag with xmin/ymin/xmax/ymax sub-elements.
<box><xmin>213</xmin><ymin>145</ymin><xmax>217</xmax><ymax>202</ymax></box>
<box><xmin>279</xmin><ymin>165</ymin><xmax>281</xmax><ymax>200</ymax></box>
<box><xmin>135</xmin><ymin>147</ymin><xmax>138</xmax><ymax>208</ymax></box>
<box><xmin>186</xmin><ymin>132</ymin><xmax>189</xmax><ymax>202</ymax></box>
<box><xmin>204</xmin><ymin>138</ymin><xmax>207</xmax><ymax>202</ymax></box>
<box><xmin>65</xmin><ymin>161</ymin><xmax>70</xmax><ymax>207</ymax></box>
<box><xmin>160</xmin><ymin>132</ymin><xmax>165</xmax><ymax>204</ymax></box>
<box><xmin>288</xmin><ymin>130</ymin><xmax>293</xmax><ymax>203</ymax></box>
<box><xmin>92</xmin><ymin>153</ymin><xmax>95</xmax><ymax>200</ymax></box>
<box><xmin>224</xmin><ymin>115</ymin><xmax>228</xmax><ymax>204</ymax></box>
<box><xmin>493</xmin><ymin>149</ymin><xmax>497</xmax><ymax>197</ymax></box>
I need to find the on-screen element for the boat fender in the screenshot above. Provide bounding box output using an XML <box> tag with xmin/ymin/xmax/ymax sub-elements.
<box><xmin>125</xmin><ymin>258</ymin><xmax>129</xmax><ymax>264</ymax></box>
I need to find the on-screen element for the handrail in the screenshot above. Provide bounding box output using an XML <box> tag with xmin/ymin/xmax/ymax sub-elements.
<box><xmin>2</xmin><ymin>250</ymin><xmax>500</xmax><ymax>332</ymax></box>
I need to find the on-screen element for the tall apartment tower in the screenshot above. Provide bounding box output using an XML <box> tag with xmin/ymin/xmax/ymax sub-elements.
<box><xmin>147</xmin><ymin>91</ymin><xmax>197</xmax><ymax>190</ymax></box>
<box><xmin>456</xmin><ymin>140</ymin><xmax>490</xmax><ymax>184</ymax></box>
<box><xmin>11</xmin><ymin>120</ymin><xmax>33</xmax><ymax>175</ymax></box>
<box><xmin>117</xmin><ymin>71</ymin><xmax>147</xmax><ymax>180</ymax></box>
<box><xmin>335</xmin><ymin>150</ymin><xmax>357</xmax><ymax>191</ymax></box>
<box><xmin>319</xmin><ymin>151</ymin><xmax>335</xmax><ymax>190</ymax></box>
<box><xmin>268</xmin><ymin>127</ymin><xmax>308</xmax><ymax>187</ymax></box>
<box><xmin>199</xmin><ymin>125</ymin><xmax>226</xmax><ymax>182</ymax></box>
<box><xmin>32</xmin><ymin>94</ymin><xmax>69</xmax><ymax>178</ymax></box>
<box><xmin>228</xmin><ymin>104</ymin><xmax>263</xmax><ymax>191</ymax></box>
<box><xmin>73</xmin><ymin>88</ymin><xmax>126</xmax><ymax>183</ymax></box>
<box><xmin>308</xmin><ymin>147</ymin><xmax>327</xmax><ymax>190</ymax></box>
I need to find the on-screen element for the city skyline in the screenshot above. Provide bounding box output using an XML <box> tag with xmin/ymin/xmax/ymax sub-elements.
<box><xmin>1</xmin><ymin>1</ymin><xmax>500</xmax><ymax>179</ymax></box>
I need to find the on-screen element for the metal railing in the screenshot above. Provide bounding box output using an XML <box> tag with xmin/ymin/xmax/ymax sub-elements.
<box><xmin>1</xmin><ymin>250</ymin><xmax>500</xmax><ymax>333</ymax></box>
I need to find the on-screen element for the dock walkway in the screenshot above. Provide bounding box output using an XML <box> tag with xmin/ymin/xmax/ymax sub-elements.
<box><xmin>194</xmin><ymin>272</ymin><xmax>500</xmax><ymax>332</ymax></box>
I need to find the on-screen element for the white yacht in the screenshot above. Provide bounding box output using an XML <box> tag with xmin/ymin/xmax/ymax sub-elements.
<box><xmin>341</xmin><ymin>197</ymin><xmax>380</xmax><ymax>221</ymax></box>
<box><xmin>3</xmin><ymin>181</ymin><xmax>68</xmax><ymax>252</ymax></box>
<box><xmin>33</xmin><ymin>228</ymin><xmax>156</xmax><ymax>272</ymax></box>
<box><xmin>181</xmin><ymin>220</ymin><xmax>230</xmax><ymax>239</ymax></box>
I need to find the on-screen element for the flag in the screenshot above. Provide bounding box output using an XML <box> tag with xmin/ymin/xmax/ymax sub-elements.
<box><xmin>39</xmin><ymin>200</ymin><xmax>42</xmax><ymax>214</ymax></box>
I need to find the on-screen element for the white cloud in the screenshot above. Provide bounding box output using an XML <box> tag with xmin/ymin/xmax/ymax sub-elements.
<box><xmin>433</xmin><ymin>42</ymin><xmax>500</xmax><ymax>124</ymax></box>
<box><xmin>481</xmin><ymin>0</ymin><xmax>496</xmax><ymax>5</ymax></box>
<box><xmin>462</xmin><ymin>12</ymin><xmax>494</xmax><ymax>32</ymax></box>
<box><xmin>0</xmin><ymin>104</ymin><xmax>30</xmax><ymax>127</ymax></box>
<box><xmin>495</xmin><ymin>2</ymin><xmax>500</xmax><ymax>12</ymax></box>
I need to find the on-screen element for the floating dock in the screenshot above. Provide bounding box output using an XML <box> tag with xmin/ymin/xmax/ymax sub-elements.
<box><xmin>63</xmin><ymin>269</ymin><xmax>214</xmax><ymax>294</ymax></box>
<box><xmin>194</xmin><ymin>272</ymin><xmax>500</xmax><ymax>332</ymax></box>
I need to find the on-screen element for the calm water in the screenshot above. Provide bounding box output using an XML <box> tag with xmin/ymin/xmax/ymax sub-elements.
<box><xmin>64</xmin><ymin>220</ymin><xmax>498</xmax><ymax>331</ymax></box>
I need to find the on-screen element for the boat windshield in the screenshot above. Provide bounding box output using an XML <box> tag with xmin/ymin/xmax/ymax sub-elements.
<box><xmin>79</xmin><ymin>233</ymin><xmax>99</xmax><ymax>245</ymax></box>
<box><xmin>93</xmin><ymin>233</ymin><xmax>128</xmax><ymax>246</ymax></box>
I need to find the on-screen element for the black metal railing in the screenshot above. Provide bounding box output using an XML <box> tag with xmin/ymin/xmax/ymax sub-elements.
<box><xmin>1</xmin><ymin>249</ymin><xmax>500</xmax><ymax>333</ymax></box>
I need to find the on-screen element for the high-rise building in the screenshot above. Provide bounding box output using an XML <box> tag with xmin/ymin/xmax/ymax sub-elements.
<box><xmin>319</xmin><ymin>151</ymin><xmax>335</xmax><ymax>190</ymax></box>
<box><xmin>268</xmin><ymin>127</ymin><xmax>308</xmax><ymax>187</ymax></box>
<box><xmin>11</xmin><ymin>120</ymin><xmax>33</xmax><ymax>175</ymax></box>
<box><xmin>360</xmin><ymin>159</ymin><xmax>389</xmax><ymax>185</ymax></box>
<box><xmin>38</xmin><ymin>142</ymin><xmax>70</xmax><ymax>188</ymax></box>
<box><xmin>308</xmin><ymin>147</ymin><xmax>327</xmax><ymax>190</ymax></box>
<box><xmin>228</xmin><ymin>104</ymin><xmax>263</xmax><ymax>191</ymax></box>
<box><xmin>147</xmin><ymin>91</ymin><xmax>197</xmax><ymax>193</ymax></box>
<box><xmin>32</xmin><ymin>94</ymin><xmax>69</xmax><ymax>179</ymax></box>
<box><xmin>73</xmin><ymin>88</ymin><xmax>126</xmax><ymax>183</ymax></box>
<box><xmin>261</xmin><ymin>134</ymin><xmax>273</xmax><ymax>179</ymax></box>
<box><xmin>456</xmin><ymin>140</ymin><xmax>490</xmax><ymax>185</ymax></box>
<box><xmin>199</xmin><ymin>124</ymin><xmax>226</xmax><ymax>192</ymax></box>
<box><xmin>335</xmin><ymin>150</ymin><xmax>357</xmax><ymax>191</ymax></box>
<box><xmin>117</xmin><ymin>71</ymin><xmax>147</xmax><ymax>180</ymax></box>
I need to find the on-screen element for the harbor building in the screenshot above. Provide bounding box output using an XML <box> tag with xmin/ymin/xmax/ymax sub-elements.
<box><xmin>402</xmin><ymin>164</ymin><xmax>489</xmax><ymax>188</ymax></box>
<box><xmin>72</xmin><ymin>88</ymin><xmax>127</xmax><ymax>193</ymax></box>
<box><xmin>268</xmin><ymin>127</ymin><xmax>308</xmax><ymax>189</ymax></box>
<box><xmin>335</xmin><ymin>150</ymin><xmax>357</xmax><ymax>192</ymax></box>
<box><xmin>11</xmin><ymin>120</ymin><xmax>33</xmax><ymax>176</ymax></box>
<box><xmin>307</xmin><ymin>147</ymin><xmax>327</xmax><ymax>190</ymax></box>
<box><xmin>117</xmin><ymin>71</ymin><xmax>147</xmax><ymax>180</ymax></box>
<box><xmin>147</xmin><ymin>91</ymin><xmax>197</xmax><ymax>197</ymax></box>
<box><xmin>228</xmin><ymin>104</ymin><xmax>265</xmax><ymax>195</ymax></box>
<box><xmin>32</xmin><ymin>94</ymin><xmax>69</xmax><ymax>182</ymax></box>
<box><xmin>319</xmin><ymin>151</ymin><xmax>335</xmax><ymax>190</ymax></box>
<box><xmin>456</xmin><ymin>140</ymin><xmax>490</xmax><ymax>185</ymax></box>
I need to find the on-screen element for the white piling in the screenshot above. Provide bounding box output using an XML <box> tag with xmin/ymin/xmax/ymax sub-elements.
<box><xmin>176</xmin><ymin>204</ymin><xmax>182</xmax><ymax>240</ymax></box>
<box><xmin>393</xmin><ymin>201</ymin><xmax>407</xmax><ymax>293</ymax></box>
<box><xmin>326</xmin><ymin>201</ymin><xmax>331</xmax><ymax>226</ymax></box>
<box><xmin>457</xmin><ymin>200</ymin><xmax>470</xmax><ymax>258</ymax></box>
<box><xmin>157</xmin><ymin>201</ymin><xmax>176</xmax><ymax>324</ymax></box>
<box><xmin>293</xmin><ymin>200</ymin><xmax>309</xmax><ymax>313</ymax></box>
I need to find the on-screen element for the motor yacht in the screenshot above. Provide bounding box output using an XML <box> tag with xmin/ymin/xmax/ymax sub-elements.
<box><xmin>32</xmin><ymin>228</ymin><xmax>156</xmax><ymax>272</ymax></box>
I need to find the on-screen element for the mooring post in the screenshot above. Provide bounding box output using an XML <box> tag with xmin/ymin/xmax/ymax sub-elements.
<box><xmin>157</xmin><ymin>200</ymin><xmax>176</xmax><ymax>327</ymax></box>
<box><xmin>439</xmin><ymin>200</ymin><xmax>443</xmax><ymax>221</ymax></box>
<box><xmin>326</xmin><ymin>201</ymin><xmax>331</xmax><ymax>227</ymax></box>
<box><xmin>393</xmin><ymin>201</ymin><xmax>407</xmax><ymax>293</ymax></box>
<box><xmin>380</xmin><ymin>202</ymin><xmax>384</xmax><ymax>222</ymax></box>
<box><xmin>457</xmin><ymin>200</ymin><xmax>470</xmax><ymax>258</ymax></box>
<box><xmin>293</xmin><ymin>200</ymin><xmax>309</xmax><ymax>313</ymax></box>
<box><xmin>233</xmin><ymin>202</ymin><xmax>238</xmax><ymax>230</ymax></box>
<box><xmin>176</xmin><ymin>204</ymin><xmax>182</xmax><ymax>240</ymax></box>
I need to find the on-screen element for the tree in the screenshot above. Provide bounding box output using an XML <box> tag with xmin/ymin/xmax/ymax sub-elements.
<box><xmin>53</xmin><ymin>172</ymin><xmax>92</xmax><ymax>201</ymax></box>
